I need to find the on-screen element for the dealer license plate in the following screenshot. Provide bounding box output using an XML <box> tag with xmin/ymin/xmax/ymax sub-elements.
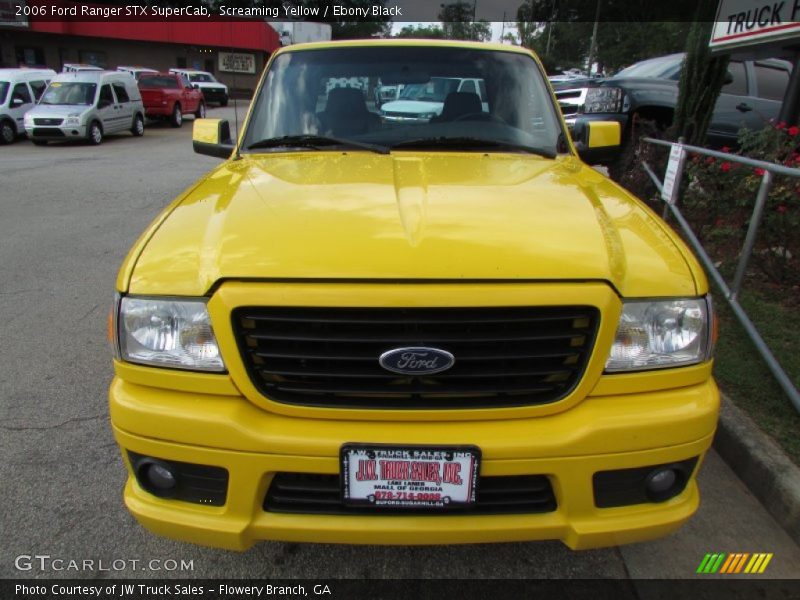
<box><xmin>341</xmin><ymin>445</ymin><xmax>480</xmax><ymax>509</ymax></box>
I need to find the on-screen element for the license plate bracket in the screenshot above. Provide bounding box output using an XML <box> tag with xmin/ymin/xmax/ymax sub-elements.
<box><xmin>340</xmin><ymin>444</ymin><xmax>480</xmax><ymax>509</ymax></box>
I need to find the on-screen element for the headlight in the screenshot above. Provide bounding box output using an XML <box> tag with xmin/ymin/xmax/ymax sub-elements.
<box><xmin>583</xmin><ymin>87</ymin><xmax>623</xmax><ymax>113</ymax></box>
<box><xmin>419</xmin><ymin>112</ymin><xmax>437</xmax><ymax>119</ymax></box>
<box><xmin>24</xmin><ymin>114</ymin><xmax>34</xmax><ymax>125</ymax></box>
<box><xmin>605</xmin><ymin>298</ymin><xmax>712</xmax><ymax>372</ymax></box>
<box><xmin>64</xmin><ymin>115</ymin><xmax>81</xmax><ymax>125</ymax></box>
<box><xmin>117</xmin><ymin>297</ymin><xmax>225</xmax><ymax>372</ymax></box>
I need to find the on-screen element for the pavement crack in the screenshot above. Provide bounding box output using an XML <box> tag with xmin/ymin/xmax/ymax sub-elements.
<box><xmin>0</xmin><ymin>414</ymin><xmax>106</xmax><ymax>431</ymax></box>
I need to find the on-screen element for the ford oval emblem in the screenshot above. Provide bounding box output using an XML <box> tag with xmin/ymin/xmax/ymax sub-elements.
<box><xmin>378</xmin><ymin>347</ymin><xmax>455</xmax><ymax>375</ymax></box>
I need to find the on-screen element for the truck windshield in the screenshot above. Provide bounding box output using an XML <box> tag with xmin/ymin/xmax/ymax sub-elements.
<box><xmin>189</xmin><ymin>74</ymin><xmax>214</xmax><ymax>83</ymax></box>
<box><xmin>0</xmin><ymin>82</ymin><xmax>8</xmax><ymax>105</ymax></box>
<box><xmin>242</xmin><ymin>46</ymin><xmax>563</xmax><ymax>156</ymax></box>
<box><xmin>40</xmin><ymin>82</ymin><xmax>97</xmax><ymax>105</ymax></box>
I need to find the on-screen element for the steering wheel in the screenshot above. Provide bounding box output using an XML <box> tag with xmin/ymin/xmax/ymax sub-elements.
<box><xmin>453</xmin><ymin>112</ymin><xmax>505</xmax><ymax>123</ymax></box>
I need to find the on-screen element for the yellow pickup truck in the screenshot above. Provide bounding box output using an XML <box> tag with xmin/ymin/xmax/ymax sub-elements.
<box><xmin>109</xmin><ymin>40</ymin><xmax>718</xmax><ymax>550</ymax></box>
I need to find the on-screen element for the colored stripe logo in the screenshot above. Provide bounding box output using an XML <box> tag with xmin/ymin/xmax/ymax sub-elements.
<box><xmin>696</xmin><ymin>553</ymin><xmax>773</xmax><ymax>574</ymax></box>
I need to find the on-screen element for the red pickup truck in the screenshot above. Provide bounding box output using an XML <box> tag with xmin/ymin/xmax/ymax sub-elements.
<box><xmin>137</xmin><ymin>73</ymin><xmax>205</xmax><ymax>127</ymax></box>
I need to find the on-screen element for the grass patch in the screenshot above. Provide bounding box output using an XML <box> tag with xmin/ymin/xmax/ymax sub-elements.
<box><xmin>712</xmin><ymin>287</ymin><xmax>800</xmax><ymax>464</ymax></box>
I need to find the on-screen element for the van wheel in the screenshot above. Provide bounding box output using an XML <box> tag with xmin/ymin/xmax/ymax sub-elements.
<box><xmin>171</xmin><ymin>104</ymin><xmax>183</xmax><ymax>128</ymax></box>
<box><xmin>0</xmin><ymin>120</ymin><xmax>15</xmax><ymax>144</ymax></box>
<box><xmin>220</xmin><ymin>97</ymin><xmax>228</xmax><ymax>107</ymax></box>
<box><xmin>131</xmin><ymin>114</ymin><xmax>144</xmax><ymax>136</ymax></box>
<box><xmin>88</xmin><ymin>121</ymin><xmax>103</xmax><ymax>145</ymax></box>
<box><xmin>195</xmin><ymin>102</ymin><xmax>206</xmax><ymax>119</ymax></box>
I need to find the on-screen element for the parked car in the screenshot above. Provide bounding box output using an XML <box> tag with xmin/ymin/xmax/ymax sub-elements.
<box><xmin>0</xmin><ymin>68</ymin><xmax>55</xmax><ymax>144</ymax></box>
<box><xmin>25</xmin><ymin>71</ymin><xmax>145</xmax><ymax>145</ymax></box>
<box><xmin>374</xmin><ymin>82</ymin><xmax>403</xmax><ymax>108</ymax></box>
<box><xmin>116</xmin><ymin>66</ymin><xmax>158</xmax><ymax>80</ymax></box>
<box><xmin>168</xmin><ymin>69</ymin><xmax>228</xmax><ymax>106</ymax></box>
<box><xmin>109</xmin><ymin>39</ymin><xmax>718</xmax><ymax>552</ymax></box>
<box><xmin>138</xmin><ymin>73</ymin><xmax>205</xmax><ymax>127</ymax></box>
<box><xmin>380</xmin><ymin>77</ymin><xmax>488</xmax><ymax>123</ymax></box>
<box><xmin>62</xmin><ymin>63</ymin><xmax>104</xmax><ymax>73</ymax></box>
<box><xmin>552</xmin><ymin>53</ymin><xmax>793</xmax><ymax>168</ymax></box>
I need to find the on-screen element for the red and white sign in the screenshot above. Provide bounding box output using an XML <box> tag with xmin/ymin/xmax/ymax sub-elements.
<box><xmin>341</xmin><ymin>445</ymin><xmax>479</xmax><ymax>509</ymax></box>
<box><xmin>711</xmin><ymin>0</ymin><xmax>800</xmax><ymax>51</ymax></box>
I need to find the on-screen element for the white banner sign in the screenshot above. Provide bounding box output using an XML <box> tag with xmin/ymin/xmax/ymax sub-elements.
<box><xmin>710</xmin><ymin>0</ymin><xmax>800</xmax><ymax>51</ymax></box>
<box><xmin>219</xmin><ymin>52</ymin><xmax>256</xmax><ymax>74</ymax></box>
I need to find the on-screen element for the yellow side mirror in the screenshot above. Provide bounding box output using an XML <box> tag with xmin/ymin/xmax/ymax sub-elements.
<box><xmin>587</xmin><ymin>121</ymin><xmax>621</xmax><ymax>148</ymax></box>
<box><xmin>192</xmin><ymin>118</ymin><xmax>234</xmax><ymax>158</ymax></box>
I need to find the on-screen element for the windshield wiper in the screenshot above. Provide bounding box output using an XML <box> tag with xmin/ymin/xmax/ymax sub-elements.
<box><xmin>247</xmin><ymin>135</ymin><xmax>389</xmax><ymax>154</ymax></box>
<box><xmin>390</xmin><ymin>137</ymin><xmax>556</xmax><ymax>159</ymax></box>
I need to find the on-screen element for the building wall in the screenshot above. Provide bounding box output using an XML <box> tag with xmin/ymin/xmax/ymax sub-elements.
<box><xmin>0</xmin><ymin>29</ymin><xmax>269</xmax><ymax>95</ymax></box>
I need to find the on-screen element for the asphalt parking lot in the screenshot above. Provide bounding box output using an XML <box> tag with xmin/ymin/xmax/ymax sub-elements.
<box><xmin>1</xmin><ymin>103</ymin><xmax>799</xmax><ymax>582</ymax></box>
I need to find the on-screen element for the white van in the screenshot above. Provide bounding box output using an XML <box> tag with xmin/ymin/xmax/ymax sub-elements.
<box><xmin>0</xmin><ymin>68</ymin><xmax>56</xmax><ymax>144</ymax></box>
<box><xmin>24</xmin><ymin>71</ymin><xmax>145</xmax><ymax>145</ymax></box>
<box><xmin>62</xmin><ymin>64</ymin><xmax>104</xmax><ymax>73</ymax></box>
<box><xmin>116</xmin><ymin>66</ymin><xmax>158</xmax><ymax>80</ymax></box>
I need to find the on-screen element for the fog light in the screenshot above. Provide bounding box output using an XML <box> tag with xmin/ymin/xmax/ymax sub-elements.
<box><xmin>136</xmin><ymin>458</ymin><xmax>178</xmax><ymax>497</ymax></box>
<box><xmin>645</xmin><ymin>467</ymin><xmax>682</xmax><ymax>502</ymax></box>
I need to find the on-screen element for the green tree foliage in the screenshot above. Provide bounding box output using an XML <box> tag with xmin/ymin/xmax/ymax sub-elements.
<box><xmin>515</xmin><ymin>1</ymin><xmax>689</xmax><ymax>74</ymax></box>
<box><xmin>672</xmin><ymin>20</ymin><xmax>730</xmax><ymax>145</ymax></box>
<box><xmin>395</xmin><ymin>24</ymin><xmax>446</xmax><ymax>39</ymax></box>
<box><xmin>438</xmin><ymin>1</ymin><xmax>492</xmax><ymax>42</ymax></box>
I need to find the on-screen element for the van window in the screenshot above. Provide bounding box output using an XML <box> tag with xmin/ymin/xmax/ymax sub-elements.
<box><xmin>29</xmin><ymin>80</ymin><xmax>48</xmax><ymax>101</ymax></box>
<box><xmin>722</xmin><ymin>61</ymin><xmax>747</xmax><ymax>96</ymax></box>
<box><xmin>755</xmin><ymin>64</ymin><xmax>789</xmax><ymax>101</ymax></box>
<box><xmin>0</xmin><ymin>82</ymin><xmax>9</xmax><ymax>105</ymax></box>
<box><xmin>99</xmin><ymin>84</ymin><xmax>114</xmax><ymax>105</ymax></box>
<box><xmin>112</xmin><ymin>82</ymin><xmax>130</xmax><ymax>103</ymax></box>
<box><xmin>12</xmin><ymin>83</ymin><xmax>32</xmax><ymax>104</ymax></box>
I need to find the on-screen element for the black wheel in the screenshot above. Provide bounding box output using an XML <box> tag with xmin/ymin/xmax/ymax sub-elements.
<box><xmin>31</xmin><ymin>139</ymin><xmax>48</xmax><ymax>146</ymax></box>
<box><xmin>131</xmin><ymin>113</ymin><xmax>144</xmax><ymax>136</ymax></box>
<box><xmin>170</xmin><ymin>104</ymin><xmax>183</xmax><ymax>128</ymax></box>
<box><xmin>220</xmin><ymin>96</ymin><xmax>228</xmax><ymax>107</ymax></box>
<box><xmin>195</xmin><ymin>102</ymin><xmax>206</xmax><ymax>119</ymax></box>
<box><xmin>0</xmin><ymin>119</ymin><xmax>15</xmax><ymax>144</ymax></box>
<box><xmin>87</xmin><ymin>121</ymin><xmax>103</xmax><ymax>145</ymax></box>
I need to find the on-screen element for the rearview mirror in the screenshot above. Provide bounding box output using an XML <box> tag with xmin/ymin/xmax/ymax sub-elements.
<box><xmin>724</xmin><ymin>70</ymin><xmax>734</xmax><ymax>85</ymax></box>
<box><xmin>571</xmin><ymin>120</ymin><xmax>621</xmax><ymax>164</ymax></box>
<box><xmin>193</xmin><ymin>118</ymin><xmax>234</xmax><ymax>158</ymax></box>
<box><xmin>10</xmin><ymin>97</ymin><xmax>25</xmax><ymax>108</ymax></box>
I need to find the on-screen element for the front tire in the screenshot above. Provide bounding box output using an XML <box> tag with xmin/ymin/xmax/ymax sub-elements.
<box><xmin>87</xmin><ymin>121</ymin><xmax>103</xmax><ymax>145</ymax></box>
<box><xmin>220</xmin><ymin>96</ymin><xmax>228</xmax><ymax>107</ymax></box>
<box><xmin>131</xmin><ymin>113</ymin><xmax>144</xmax><ymax>136</ymax></box>
<box><xmin>0</xmin><ymin>119</ymin><xmax>16</xmax><ymax>144</ymax></box>
<box><xmin>170</xmin><ymin>104</ymin><xmax>183</xmax><ymax>128</ymax></box>
<box><xmin>195</xmin><ymin>102</ymin><xmax>206</xmax><ymax>119</ymax></box>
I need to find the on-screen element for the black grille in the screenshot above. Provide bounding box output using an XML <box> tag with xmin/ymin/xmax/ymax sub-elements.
<box><xmin>264</xmin><ymin>472</ymin><xmax>556</xmax><ymax>515</ymax></box>
<box><xmin>33</xmin><ymin>118</ymin><xmax>63</xmax><ymax>126</ymax></box>
<box><xmin>232</xmin><ymin>306</ymin><xmax>599</xmax><ymax>409</ymax></box>
<box><xmin>32</xmin><ymin>128</ymin><xmax>65</xmax><ymax>137</ymax></box>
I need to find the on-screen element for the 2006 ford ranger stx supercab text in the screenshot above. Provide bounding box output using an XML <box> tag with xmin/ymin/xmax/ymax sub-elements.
<box><xmin>109</xmin><ymin>40</ymin><xmax>719</xmax><ymax>550</ymax></box>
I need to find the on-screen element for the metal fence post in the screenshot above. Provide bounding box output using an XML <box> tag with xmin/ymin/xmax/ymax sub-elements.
<box><xmin>730</xmin><ymin>170</ymin><xmax>773</xmax><ymax>301</ymax></box>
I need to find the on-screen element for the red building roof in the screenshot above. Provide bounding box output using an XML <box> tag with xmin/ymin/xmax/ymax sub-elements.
<box><xmin>26</xmin><ymin>1</ymin><xmax>280</xmax><ymax>52</ymax></box>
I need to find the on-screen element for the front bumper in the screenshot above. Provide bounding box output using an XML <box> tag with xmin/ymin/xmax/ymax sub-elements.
<box><xmin>110</xmin><ymin>376</ymin><xmax>719</xmax><ymax>550</ymax></box>
<box><xmin>25</xmin><ymin>124</ymin><xmax>87</xmax><ymax>139</ymax></box>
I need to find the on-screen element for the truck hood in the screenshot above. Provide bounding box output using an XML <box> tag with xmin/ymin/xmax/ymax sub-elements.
<box><xmin>125</xmin><ymin>152</ymin><xmax>699</xmax><ymax>297</ymax></box>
